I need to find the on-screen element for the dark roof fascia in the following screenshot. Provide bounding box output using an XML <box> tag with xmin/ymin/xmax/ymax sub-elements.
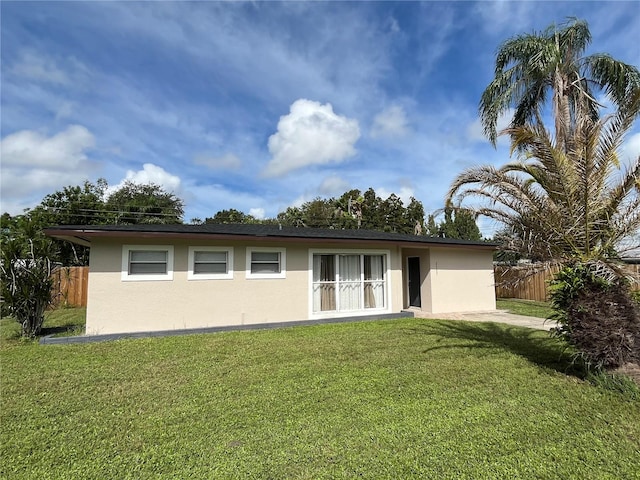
<box><xmin>46</xmin><ymin>234</ymin><xmax>92</xmax><ymax>247</ymax></box>
<box><xmin>44</xmin><ymin>224</ymin><xmax>499</xmax><ymax>250</ymax></box>
<box><xmin>621</xmin><ymin>258</ymin><xmax>640</xmax><ymax>265</ymax></box>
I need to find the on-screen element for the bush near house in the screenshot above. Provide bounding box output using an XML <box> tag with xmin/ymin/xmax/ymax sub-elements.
<box><xmin>550</xmin><ymin>264</ymin><xmax>640</xmax><ymax>369</ymax></box>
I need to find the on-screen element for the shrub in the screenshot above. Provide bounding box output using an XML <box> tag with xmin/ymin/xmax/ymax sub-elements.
<box><xmin>549</xmin><ymin>263</ymin><xmax>640</xmax><ymax>369</ymax></box>
<box><xmin>1</xmin><ymin>236</ymin><xmax>57</xmax><ymax>338</ymax></box>
<box><xmin>586</xmin><ymin>370</ymin><xmax>640</xmax><ymax>400</ymax></box>
<box><xmin>631</xmin><ymin>289</ymin><xmax>640</xmax><ymax>306</ymax></box>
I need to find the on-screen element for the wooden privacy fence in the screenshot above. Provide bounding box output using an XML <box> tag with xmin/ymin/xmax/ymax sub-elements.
<box><xmin>495</xmin><ymin>264</ymin><xmax>640</xmax><ymax>302</ymax></box>
<box><xmin>51</xmin><ymin>266</ymin><xmax>89</xmax><ymax>307</ymax></box>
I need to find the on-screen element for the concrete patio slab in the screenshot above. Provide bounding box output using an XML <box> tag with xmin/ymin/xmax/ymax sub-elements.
<box><xmin>417</xmin><ymin>310</ymin><xmax>554</xmax><ymax>330</ymax></box>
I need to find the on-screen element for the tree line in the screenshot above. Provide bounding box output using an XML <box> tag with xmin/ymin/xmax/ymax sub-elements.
<box><xmin>1</xmin><ymin>179</ymin><xmax>184</xmax><ymax>266</ymax></box>
<box><xmin>203</xmin><ymin>188</ymin><xmax>481</xmax><ymax>240</ymax></box>
<box><xmin>2</xmin><ymin>183</ymin><xmax>482</xmax><ymax>267</ymax></box>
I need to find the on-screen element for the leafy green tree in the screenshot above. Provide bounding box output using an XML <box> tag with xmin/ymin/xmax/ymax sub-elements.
<box><xmin>277</xmin><ymin>206</ymin><xmax>306</xmax><ymax>227</ymax></box>
<box><xmin>405</xmin><ymin>197</ymin><xmax>426</xmax><ymax>235</ymax></box>
<box><xmin>379</xmin><ymin>194</ymin><xmax>405</xmax><ymax>233</ymax></box>
<box><xmin>105</xmin><ymin>181</ymin><xmax>184</xmax><ymax>224</ymax></box>
<box><xmin>300</xmin><ymin>198</ymin><xmax>338</xmax><ymax>228</ymax></box>
<box><xmin>491</xmin><ymin>228</ymin><xmax>524</xmax><ymax>264</ymax></box>
<box><xmin>480</xmin><ymin>18</ymin><xmax>640</xmax><ymax>149</ymax></box>
<box><xmin>1</xmin><ymin>180</ymin><xmax>186</xmax><ymax>265</ymax></box>
<box><xmin>424</xmin><ymin>207</ymin><xmax>482</xmax><ymax>240</ymax></box>
<box><xmin>26</xmin><ymin>180</ymin><xmax>109</xmax><ymax>265</ymax></box>
<box><xmin>274</xmin><ymin>188</ymin><xmax>428</xmax><ymax>233</ymax></box>
<box><xmin>426</xmin><ymin>214</ymin><xmax>439</xmax><ymax>237</ymax></box>
<box><xmin>440</xmin><ymin>207</ymin><xmax>482</xmax><ymax>241</ymax></box>
<box><xmin>205</xmin><ymin>209</ymin><xmax>257</xmax><ymax>224</ymax></box>
<box><xmin>31</xmin><ymin>179</ymin><xmax>109</xmax><ymax>226</ymax></box>
<box><xmin>335</xmin><ymin>189</ymin><xmax>363</xmax><ymax>229</ymax></box>
<box><xmin>360</xmin><ymin>188</ymin><xmax>384</xmax><ymax>230</ymax></box>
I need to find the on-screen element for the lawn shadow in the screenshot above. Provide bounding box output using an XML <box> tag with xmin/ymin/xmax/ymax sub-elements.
<box><xmin>40</xmin><ymin>325</ymin><xmax>85</xmax><ymax>337</ymax></box>
<box><xmin>407</xmin><ymin>319</ymin><xmax>584</xmax><ymax>379</ymax></box>
<box><xmin>40</xmin><ymin>326</ymin><xmax>70</xmax><ymax>335</ymax></box>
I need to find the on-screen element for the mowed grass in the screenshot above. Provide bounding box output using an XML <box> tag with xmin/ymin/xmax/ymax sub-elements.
<box><xmin>2</xmin><ymin>312</ymin><xmax>640</xmax><ymax>479</ymax></box>
<box><xmin>497</xmin><ymin>298</ymin><xmax>555</xmax><ymax>319</ymax></box>
<box><xmin>0</xmin><ymin>307</ymin><xmax>86</xmax><ymax>342</ymax></box>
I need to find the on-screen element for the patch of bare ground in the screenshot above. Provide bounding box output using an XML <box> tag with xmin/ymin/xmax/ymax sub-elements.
<box><xmin>615</xmin><ymin>363</ymin><xmax>640</xmax><ymax>386</ymax></box>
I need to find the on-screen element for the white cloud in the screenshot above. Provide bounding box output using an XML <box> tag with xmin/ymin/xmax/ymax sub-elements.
<box><xmin>264</xmin><ymin>99</ymin><xmax>360</xmax><ymax>177</ymax></box>
<box><xmin>181</xmin><ymin>182</ymin><xmax>269</xmax><ymax>221</ymax></box>
<box><xmin>318</xmin><ymin>175</ymin><xmax>351</xmax><ymax>196</ymax></box>
<box><xmin>9</xmin><ymin>49</ymin><xmax>92</xmax><ymax>90</ymax></box>
<box><xmin>108</xmin><ymin>163</ymin><xmax>181</xmax><ymax>195</ymax></box>
<box><xmin>1</xmin><ymin>125</ymin><xmax>95</xmax><ymax>168</ymax></box>
<box><xmin>193</xmin><ymin>153</ymin><xmax>242</xmax><ymax>170</ymax></box>
<box><xmin>55</xmin><ymin>102</ymin><xmax>75</xmax><ymax>121</ymax></box>
<box><xmin>99</xmin><ymin>3</ymin><xmax>394</xmax><ymax>115</ymax></box>
<box><xmin>388</xmin><ymin>16</ymin><xmax>400</xmax><ymax>33</ymax></box>
<box><xmin>249</xmin><ymin>208</ymin><xmax>265</xmax><ymax>219</ymax></box>
<box><xmin>466</xmin><ymin>108</ymin><xmax>514</xmax><ymax>145</ymax></box>
<box><xmin>376</xmin><ymin>186</ymin><xmax>415</xmax><ymax>204</ymax></box>
<box><xmin>0</xmin><ymin>125</ymin><xmax>97</xmax><ymax>214</ymax></box>
<box><xmin>474</xmin><ymin>1</ymin><xmax>538</xmax><ymax>37</ymax></box>
<box><xmin>11</xmin><ymin>50</ymin><xmax>70</xmax><ymax>85</ymax></box>
<box><xmin>371</xmin><ymin>105</ymin><xmax>410</xmax><ymax>139</ymax></box>
<box><xmin>621</xmin><ymin>133</ymin><xmax>640</xmax><ymax>165</ymax></box>
<box><xmin>289</xmin><ymin>194</ymin><xmax>309</xmax><ymax>209</ymax></box>
<box><xmin>1</xmin><ymin>169</ymin><xmax>91</xmax><ymax>214</ymax></box>
<box><xmin>466</xmin><ymin>119</ymin><xmax>487</xmax><ymax>143</ymax></box>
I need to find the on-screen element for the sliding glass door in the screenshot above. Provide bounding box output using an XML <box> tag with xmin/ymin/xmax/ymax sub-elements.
<box><xmin>312</xmin><ymin>253</ymin><xmax>386</xmax><ymax>314</ymax></box>
<box><xmin>338</xmin><ymin>255</ymin><xmax>361</xmax><ymax>310</ymax></box>
<box><xmin>364</xmin><ymin>255</ymin><xmax>385</xmax><ymax>309</ymax></box>
<box><xmin>313</xmin><ymin>255</ymin><xmax>336</xmax><ymax>312</ymax></box>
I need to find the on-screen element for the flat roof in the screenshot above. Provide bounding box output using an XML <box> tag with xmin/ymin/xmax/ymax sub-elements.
<box><xmin>44</xmin><ymin>223</ymin><xmax>498</xmax><ymax>250</ymax></box>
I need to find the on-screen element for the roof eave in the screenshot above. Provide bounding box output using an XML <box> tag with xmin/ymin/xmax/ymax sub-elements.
<box><xmin>44</xmin><ymin>227</ymin><xmax>498</xmax><ymax>250</ymax></box>
<box><xmin>46</xmin><ymin>232</ymin><xmax>92</xmax><ymax>247</ymax></box>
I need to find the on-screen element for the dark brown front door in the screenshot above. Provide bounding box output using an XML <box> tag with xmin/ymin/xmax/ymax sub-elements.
<box><xmin>408</xmin><ymin>257</ymin><xmax>421</xmax><ymax>308</ymax></box>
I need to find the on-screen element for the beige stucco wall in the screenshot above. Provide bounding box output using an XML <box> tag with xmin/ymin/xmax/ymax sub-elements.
<box><xmin>86</xmin><ymin>238</ymin><xmax>404</xmax><ymax>335</ymax></box>
<box><xmin>426</xmin><ymin>247</ymin><xmax>496</xmax><ymax>313</ymax></box>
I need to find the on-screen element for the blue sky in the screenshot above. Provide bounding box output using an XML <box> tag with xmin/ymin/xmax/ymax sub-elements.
<box><xmin>1</xmin><ymin>1</ymin><xmax>639</xmax><ymax>233</ymax></box>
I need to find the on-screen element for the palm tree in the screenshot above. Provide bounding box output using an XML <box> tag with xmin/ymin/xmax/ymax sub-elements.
<box><xmin>480</xmin><ymin>18</ymin><xmax>640</xmax><ymax>151</ymax></box>
<box><xmin>451</xmin><ymin>90</ymin><xmax>640</xmax><ymax>370</ymax></box>
<box><xmin>450</xmin><ymin>89</ymin><xmax>640</xmax><ymax>266</ymax></box>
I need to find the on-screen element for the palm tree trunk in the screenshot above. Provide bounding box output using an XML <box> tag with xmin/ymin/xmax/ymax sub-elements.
<box><xmin>554</xmin><ymin>71</ymin><xmax>573</xmax><ymax>153</ymax></box>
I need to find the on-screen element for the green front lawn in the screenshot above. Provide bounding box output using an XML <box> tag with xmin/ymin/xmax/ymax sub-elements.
<box><xmin>497</xmin><ymin>298</ymin><xmax>554</xmax><ymax>319</ymax></box>
<box><xmin>0</xmin><ymin>307</ymin><xmax>86</xmax><ymax>342</ymax></box>
<box><xmin>1</xmin><ymin>314</ymin><xmax>639</xmax><ymax>479</ymax></box>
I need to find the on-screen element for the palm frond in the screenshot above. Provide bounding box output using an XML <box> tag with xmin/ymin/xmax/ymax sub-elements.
<box><xmin>586</xmin><ymin>54</ymin><xmax>640</xmax><ymax>106</ymax></box>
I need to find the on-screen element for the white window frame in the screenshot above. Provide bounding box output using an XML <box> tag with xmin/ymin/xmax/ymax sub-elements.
<box><xmin>246</xmin><ymin>247</ymin><xmax>286</xmax><ymax>279</ymax></box>
<box><xmin>188</xmin><ymin>247</ymin><xmax>234</xmax><ymax>280</ymax></box>
<box><xmin>308</xmin><ymin>248</ymin><xmax>391</xmax><ymax>318</ymax></box>
<box><xmin>121</xmin><ymin>245</ymin><xmax>174</xmax><ymax>281</ymax></box>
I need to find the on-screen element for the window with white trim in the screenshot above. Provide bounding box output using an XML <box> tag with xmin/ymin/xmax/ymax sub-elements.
<box><xmin>246</xmin><ymin>248</ymin><xmax>286</xmax><ymax>279</ymax></box>
<box><xmin>188</xmin><ymin>247</ymin><xmax>233</xmax><ymax>280</ymax></box>
<box><xmin>312</xmin><ymin>253</ymin><xmax>387</xmax><ymax>313</ymax></box>
<box><xmin>122</xmin><ymin>245</ymin><xmax>174</xmax><ymax>281</ymax></box>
